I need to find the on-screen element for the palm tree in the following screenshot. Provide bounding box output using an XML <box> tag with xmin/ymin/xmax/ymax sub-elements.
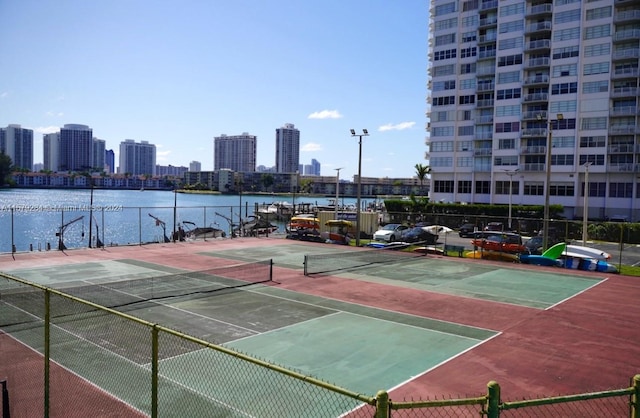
<box><xmin>414</xmin><ymin>163</ymin><xmax>431</xmax><ymax>196</ymax></box>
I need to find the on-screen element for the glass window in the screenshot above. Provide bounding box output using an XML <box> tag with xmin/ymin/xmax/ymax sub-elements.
<box><xmin>555</xmin><ymin>9</ymin><xmax>581</xmax><ymax>24</ymax></box>
<box><xmin>475</xmin><ymin>180</ymin><xmax>490</xmax><ymax>194</ymax></box>
<box><xmin>499</xmin><ymin>20</ymin><xmax>524</xmax><ymax>33</ymax></box>
<box><xmin>584</xmin><ymin>24</ymin><xmax>611</xmax><ymax>40</ymax></box>
<box><xmin>498</xmin><ymin>37</ymin><xmax>523</xmax><ymax>50</ymax></box>
<box><xmin>462</xmin><ymin>32</ymin><xmax>477</xmax><ymax>43</ymax></box>
<box><xmin>552</xmin><ymin>64</ymin><xmax>577</xmax><ymax>77</ymax></box>
<box><xmin>584</xmin><ymin>43</ymin><xmax>610</xmax><ymax>57</ymax></box>
<box><xmin>580</xmin><ymin>136</ymin><xmax>606</xmax><ymax>147</ymax></box>
<box><xmin>497</xmin><ymin>71</ymin><xmax>520</xmax><ymax>84</ymax></box>
<box><xmin>582</xmin><ymin>80</ymin><xmax>608</xmax><ymax>93</ymax></box>
<box><xmin>554</xmin><ymin>27</ymin><xmax>580</xmax><ymax>42</ymax></box>
<box><xmin>457</xmin><ymin>180</ymin><xmax>472</xmax><ymax>193</ymax></box>
<box><xmin>435</xmin><ymin>2</ymin><xmax>456</xmax><ymax>16</ymax></box>
<box><xmin>434</xmin><ymin>17</ymin><xmax>458</xmax><ymax>30</ymax></box>
<box><xmin>609</xmin><ymin>183</ymin><xmax>632</xmax><ymax>198</ymax></box>
<box><xmin>583</xmin><ymin>62</ymin><xmax>609</xmax><ymax>75</ymax></box>
<box><xmin>581</xmin><ymin>118</ymin><xmax>607</xmax><ymax>130</ymax></box>
<box><xmin>435</xmin><ymin>33</ymin><xmax>456</xmax><ymax>46</ymax></box>
<box><xmin>551</xmin><ymin>82</ymin><xmax>578</xmax><ymax>94</ymax></box>
<box><xmin>499</xmin><ymin>3</ymin><xmax>524</xmax><ymax>16</ymax></box>
<box><xmin>586</xmin><ymin>6</ymin><xmax>612</xmax><ymax>20</ymax></box>
<box><xmin>553</xmin><ymin>45</ymin><xmax>579</xmax><ymax>59</ymax></box>
<box><xmin>550</xmin><ymin>101</ymin><xmax>577</xmax><ymax>113</ymax></box>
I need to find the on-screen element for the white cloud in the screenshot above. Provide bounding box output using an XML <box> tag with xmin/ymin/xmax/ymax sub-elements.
<box><xmin>301</xmin><ymin>142</ymin><xmax>322</xmax><ymax>152</ymax></box>
<box><xmin>378</xmin><ymin>121</ymin><xmax>416</xmax><ymax>132</ymax></box>
<box><xmin>45</xmin><ymin>111</ymin><xmax>64</xmax><ymax>117</ymax></box>
<box><xmin>33</xmin><ymin>126</ymin><xmax>60</xmax><ymax>134</ymax></box>
<box><xmin>308</xmin><ymin>110</ymin><xmax>343</xmax><ymax>119</ymax></box>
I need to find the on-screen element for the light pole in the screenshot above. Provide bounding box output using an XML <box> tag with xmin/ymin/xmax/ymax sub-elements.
<box><xmin>538</xmin><ymin>113</ymin><xmax>563</xmax><ymax>251</ymax></box>
<box><xmin>334</xmin><ymin>167</ymin><xmax>343</xmax><ymax>219</ymax></box>
<box><xmin>350</xmin><ymin>129</ymin><xmax>369</xmax><ymax>247</ymax></box>
<box><xmin>503</xmin><ymin>168</ymin><xmax>519</xmax><ymax>230</ymax></box>
<box><xmin>582</xmin><ymin>161</ymin><xmax>593</xmax><ymax>246</ymax></box>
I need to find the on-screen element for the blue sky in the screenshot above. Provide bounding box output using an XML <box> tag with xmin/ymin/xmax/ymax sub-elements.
<box><xmin>0</xmin><ymin>0</ymin><xmax>428</xmax><ymax>180</ymax></box>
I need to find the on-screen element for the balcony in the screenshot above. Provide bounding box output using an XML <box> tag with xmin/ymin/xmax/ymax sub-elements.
<box><xmin>522</xmin><ymin>111</ymin><xmax>547</xmax><ymax>120</ymax></box>
<box><xmin>521</xmin><ymin>145</ymin><xmax>546</xmax><ymax>155</ymax></box>
<box><xmin>610</xmin><ymin>106</ymin><xmax>638</xmax><ymax>116</ymax></box>
<box><xmin>477</xmin><ymin>82</ymin><xmax>495</xmax><ymax>92</ymax></box>
<box><xmin>612</xmin><ymin>49</ymin><xmax>640</xmax><ymax>61</ymax></box>
<box><xmin>614</xmin><ymin>29</ymin><xmax>640</xmax><ymax>42</ymax></box>
<box><xmin>523</xmin><ymin>93</ymin><xmax>549</xmax><ymax>103</ymax></box>
<box><xmin>523</xmin><ymin>75</ymin><xmax>549</xmax><ymax>86</ymax></box>
<box><xmin>609</xmin><ymin>125</ymin><xmax>639</xmax><ymax>135</ymax></box>
<box><xmin>525</xmin><ymin>21</ymin><xmax>552</xmax><ymax>34</ymax></box>
<box><xmin>478</xmin><ymin>34</ymin><xmax>497</xmax><ymax>44</ymax></box>
<box><xmin>523</xmin><ymin>163</ymin><xmax>545</xmax><ymax>172</ymax></box>
<box><xmin>476</xmin><ymin>65</ymin><xmax>496</xmax><ymax>76</ymax></box>
<box><xmin>614</xmin><ymin>10</ymin><xmax>640</xmax><ymax>23</ymax></box>
<box><xmin>476</xmin><ymin>99</ymin><xmax>495</xmax><ymax>108</ymax></box>
<box><xmin>608</xmin><ymin>144</ymin><xmax>637</xmax><ymax>153</ymax></box>
<box><xmin>608</xmin><ymin>164</ymin><xmax>639</xmax><ymax>172</ymax></box>
<box><xmin>480</xmin><ymin>0</ymin><xmax>498</xmax><ymax>10</ymax></box>
<box><xmin>474</xmin><ymin>148</ymin><xmax>493</xmax><ymax>156</ymax></box>
<box><xmin>525</xmin><ymin>57</ymin><xmax>551</xmax><ymax>69</ymax></box>
<box><xmin>479</xmin><ymin>16</ymin><xmax>498</xmax><ymax>28</ymax></box>
<box><xmin>521</xmin><ymin>128</ymin><xmax>547</xmax><ymax>137</ymax></box>
<box><xmin>611</xmin><ymin>68</ymin><xmax>639</xmax><ymax>79</ymax></box>
<box><xmin>475</xmin><ymin>115</ymin><xmax>494</xmax><ymax>124</ymax></box>
<box><xmin>478</xmin><ymin>50</ymin><xmax>497</xmax><ymax>60</ymax></box>
<box><xmin>525</xmin><ymin>39</ymin><xmax>551</xmax><ymax>52</ymax></box>
<box><xmin>528</xmin><ymin>3</ymin><xmax>553</xmax><ymax>16</ymax></box>
<box><xmin>611</xmin><ymin>87</ymin><xmax>639</xmax><ymax>97</ymax></box>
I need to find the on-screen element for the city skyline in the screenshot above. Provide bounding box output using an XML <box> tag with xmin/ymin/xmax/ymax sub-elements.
<box><xmin>0</xmin><ymin>1</ymin><xmax>428</xmax><ymax>180</ymax></box>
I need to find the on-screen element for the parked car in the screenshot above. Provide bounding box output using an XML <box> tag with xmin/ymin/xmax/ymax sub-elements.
<box><xmin>525</xmin><ymin>235</ymin><xmax>564</xmax><ymax>255</ymax></box>
<box><xmin>373</xmin><ymin>223</ymin><xmax>409</xmax><ymax>242</ymax></box>
<box><xmin>458</xmin><ymin>223</ymin><xmax>477</xmax><ymax>238</ymax></box>
<box><xmin>484</xmin><ymin>222</ymin><xmax>504</xmax><ymax>232</ymax></box>
<box><xmin>401</xmin><ymin>227</ymin><xmax>439</xmax><ymax>244</ymax></box>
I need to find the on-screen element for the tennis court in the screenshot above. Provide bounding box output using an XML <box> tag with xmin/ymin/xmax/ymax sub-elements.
<box><xmin>1</xmin><ymin>239</ymin><xmax>623</xmax><ymax>417</ymax></box>
<box><xmin>2</xmin><ymin>255</ymin><xmax>496</xmax><ymax>415</ymax></box>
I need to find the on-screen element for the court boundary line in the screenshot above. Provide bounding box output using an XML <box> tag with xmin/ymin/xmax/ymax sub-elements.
<box><xmin>545</xmin><ymin>276</ymin><xmax>609</xmax><ymax>310</ymax></box>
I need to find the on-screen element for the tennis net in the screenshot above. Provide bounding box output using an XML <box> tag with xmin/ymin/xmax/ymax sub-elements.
<box><xmin>303</xmin><ymin>244</ymin><xmax>425</xmax><ymax>275</ymax></box>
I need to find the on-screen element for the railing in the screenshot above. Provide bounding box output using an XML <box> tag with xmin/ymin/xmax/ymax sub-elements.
<box><xmin>2</xmin><ymin>267</ymin><xmax>639</xmax><ymax>417</ymax></box>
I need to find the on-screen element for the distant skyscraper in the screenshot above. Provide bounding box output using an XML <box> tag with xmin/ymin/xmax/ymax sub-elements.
<box><xmin>0</xmin><ymin>124</ymin><xmax>33</xmax><ymax>171</ymax></box>
<box><xmin>119</xmin><ymin>139</ymin><xmax>156</xmax><ymax>175</ymax></box>
<box><xmin>105</xmin><ymin>149</ymin><xmax>115</xmax><ymax>174</ymax></box>
<box><xmin>310</xmin><ymin>158</ymin><xmax>321</xmax><ymax>175</ymax></box>
<box><xmin>43</xmin><ymin>132</ymin><xmax>60</xmax><ymax>172</ymax></box>
<box><xmin>214</xmin><ymin>133</ymin><xmax>257</xmax><ymax>172</ymax></box>
<box><xmin>189</xmin><ymin>161</ymin><xmax>201</xmax><ymax>172</ymax></box>
<box><xmin>275</xmin><ymin>123</ymin><xmax>300</xmax><ymax>173</ymax></box>
<box><xmin>93</xmin><ymin>138</ymin><xmax>106</xmax><ymax>172</ymax></box>
<box><xmin>59</xmin><ymin>124</ymin><xmax>93</xmax><ymax>172</ymax></box>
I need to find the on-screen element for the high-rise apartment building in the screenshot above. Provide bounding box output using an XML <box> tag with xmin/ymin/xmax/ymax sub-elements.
<box><xmin>214</xmin><ymin>133</ymin><xmax>257</xmax><ymax>172</ymax></box>
<box><xmin>119</xmin><ymin>139</ymin><xmax>156</xmax><ymax>175</ymax></box>
<box><xmin>303</xmin><ymin>158</ymin><xmax>321</xmax><ymax>175</ymax></box>
<box><xmin>105</xmin><ymin>149</ymin><xmax>115</xmax><ymax>174</ymax></box>
<box><xmin>93</xmin><ymin>138</ymin><xmax>106</xmax><ymax>172</ymax></box>
<box><xmin>43</xmin><ymin>132</ymin><xmax>60</xmax><ymax>172</ymax></box>
<box><xmin>59</xmin><ymin>124</ymin><xmax>93</xmax><ymax>172</ymax></box>
<box><xmin>0</xmin><ymin>124</ymin><xmax>33</xmax><ymax>171</ymax></box>
<box><xmin>427</xmin><ymin>0</ymin><xmax>640</xmax><ymax>220</ymax></box>
<box><xmin>189</xmin><ymin>161</ymin><xmax>202</xmax><ymax>172</ymax></box>
<box><xmin>275</xmin><ymin>123</ymin><xmax>300</xmax><ymax>173</ymax></box>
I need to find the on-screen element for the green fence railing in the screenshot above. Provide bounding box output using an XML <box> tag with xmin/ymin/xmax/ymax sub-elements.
<box><xmin>1</xmin><ymin>272</ymin><xmax>638</xmax><ymax>417</ymax></box>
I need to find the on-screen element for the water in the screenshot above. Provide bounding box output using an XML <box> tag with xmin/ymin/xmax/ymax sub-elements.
<box><xmin>0</xmin><ymin>188</ymin><xmax>367</xmax><ymax>253</ymax></box>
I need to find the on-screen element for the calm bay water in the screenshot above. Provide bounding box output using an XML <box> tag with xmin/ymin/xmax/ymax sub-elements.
<box><xmin>0</xmin><ymin>188</ymin><xmax>364</xmax><ymax>253</ymax></box>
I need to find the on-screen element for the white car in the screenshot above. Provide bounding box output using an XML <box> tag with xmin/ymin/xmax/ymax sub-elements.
<box><xmin>373</xmin><ymin>223</ymin><xmax>409</xmax><ymax>242</ymax></box>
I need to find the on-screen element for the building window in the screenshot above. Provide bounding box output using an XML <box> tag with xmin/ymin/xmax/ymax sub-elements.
<box><xmin>434</xmin><ymin>17</ymin><xmax>458</xmax><ymax>30</ymax></box>
<box><xmin>495</xmin><ymin>180</ymin><xmax>511</xmax><ymax>195</ymax></box>
<box><xmin>550</xmin><ymin>101</ymin><xmax>577</xmax><ymax>113</ymax></box>
<box><xmin>579</xmin><ymin>154</ymin><xmax>605</xmax><ymax>166</ymax></box>
<box><xmin>462</xmin><ymin>32</ymin><xmax>477</xmax><ymax>43</ymax></box>
<box><xmin>555</xmin><ymin>8</ymin><xmax>581</xmax><ymax>24</ymax></box>
<box><xmin>457</xmin><ymin>156</ymin><xmax>473</xmax><ymax>167</ymax></box>
<box><xmin>498</xmin><ymin>54</ymin><xmax>523</xmax><ymax>67</ymax></box>
<box><xmin>524</xmin><ymin>183</ymin><xmax>544</xmax><ymax>195</ymax></box>
<box><xmin>497</xmin><ymin>71</ymin><xmax>520</xmax><ymax>84</ymax></box>
<box><xmin>499</xmin><ymin>3</ymin><xmax>524</xmax><ymax>16</ymax></box>
<box><xmin>580</xmin><ymin>136</ymin><xmax>606</xmax><ymax>147</ymax></box>
<box><xmin>435</xmin><ymin>33</ymin><xmax>456</xmax><ymax>46</ymax></box>
<box><xmin>495</xmin><ymin>122</ymin><xmax>520</xmax><ymax>133</ymax></box>
<box><xmin>499</xmin><ymin>20</ymin><xmax>523</xmax><ymax>33</ymax></box>
<box><xmin>498</xmin><ymin>36</ymin><xmax>523</xmax><ymax>51</ymax></box>
<box><xmin>583</xmin><ymin>62</ymin><xmax>609</xmax><ymax>76</ymax></box>
<box><xmin>582</xmin><ymin>80</ymin><xmax>608</xmax><ymax>94</ymax></box>
<box><xmin>432</xmin><ymin>96</ymin><xmax>456</xmax><ymax>106</ymax></box>
<box><xmin>551</xmin><ymin>82</ymin><xmax>578</xmax><ymax>95</ymax></box>
<box><xmin>435</xmin><ymin>2</ymin><xmax>456</xmax><ymax>15</ymax></box>
<box><xmin>475</xmin><ymin>180</ymin><xmax>490</xmax><ymax>194</ymax></box>
<box><xmin>551</xmin><ymin>183</ymin><xmax>575</xmax><ymax>196</ymax></box>
<box><xmin>460</xmin><ymin>78</ymin><xmax>475</xmax><ymax>89</ymax></box>
<box><xmin>551</xmin><ymin>154</ymin><xmax>574</xmax><ymax>165</ymax></box>
<box><xmin>496</xmin><ymin>88</ymin><xmax>521</xmax><ymax>100</ymax></box>
<box><xmin>581</xmin><ymin>118</ymin><xmax>607</xmax><ymax>130</ymax></box>
<box><xmin>553</xmin><ymin>45</ymin><xmax>579</xmax><ymax>59</ymax></box>
<box><xmin>434</xmin><ymin>49</ymin><xmax>457</xmax><ymax>61</ymax></box>
<box><xmin>554</xmin><ymin>27</ymin><xmax>580</xmax><ymax>42</ymax></box>
<box><xmin>459</xmin><ymin>95</ymin><xmax>476</xmax><ymax>105</ymax></box>
<box><xmin>457</xmin><ymin>180</ymin><xmax>472</xmax><ymax>193</ymax></box>
<box><xmin>586</xmin><ymin>5</ymin><xmax>612</xmax><ymax>20</ymax></box>
<box><xmin>434</xmin><ymin>180</ymin><xmax>454</xmax><ymax>193</ymax></box>
<box><xmin>432</xmin><ymin>64</ymin><xmax>455</xmax><ymax>77</ymax></box>
<box><xmin>458</xmin><ymin>125</ymin><xmax>475</xmax><ymax>136</ymax></box>
<box><xmin>498</xmin><ymin>138</ymin><xmax>515</xmax><ymax>150</ymax></box>
<box><xmin>462</xmin><ymin>15</ymin><xmax>478</xmax><ymax>26</ymax></box>
<box><xmin>610</xmin><ymin>183</ymin><xmax>633</xmax><ymax>198</ymax></box>
<box><xmin>552</xmin><ymin>64</ymin><xmax>577</xmax><ymax>77</ymax></box>
<box><xmin>584</xmin><ymin>42</ymin><xmax>610</xmax><ymax>57</ymax></box>
<box><xmin>460</xmin><ymin>47</ymin><xmax>477</xmax><ymax>58</ymax></box>
<box><xmin>584</xmin><ymin>182</ymin><xmax>606</xmax><ymax>197</ymax></box>
<box><xmin>460</xmin><ymin>63</ymin><xmax>476</xmax><ymax>74</ymax></box>
<box><xmin>584</xmin><ymin>24</ymin><xmax>611</xmax><ymax>40</ymax></box>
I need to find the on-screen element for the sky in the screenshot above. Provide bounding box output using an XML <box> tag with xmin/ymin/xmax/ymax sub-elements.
<box><xmin>0</xmin><ymin>0</ymin><xmax>428</xmax><ymax>180</ymax></box>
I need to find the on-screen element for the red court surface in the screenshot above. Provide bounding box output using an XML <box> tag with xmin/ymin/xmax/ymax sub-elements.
<box><xmin>1</xmin><ymin>237</ymin><xmax>639</xmax><ymax>416</ymax></box>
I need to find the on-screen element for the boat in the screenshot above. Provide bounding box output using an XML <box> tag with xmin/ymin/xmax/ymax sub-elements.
<box><xmin>321</xmin><ymin>220</ymin><xmax>353</xmax><ymax>245</ymax></box>
<box><xmin>465</xmin><ymin>249</ymin><xmax>520</xmax><ymax>262</ymax></box>
<box><xmin>286</xmin><ymin>215</ymin><xmax>322</xmax><ymax>241</ymax></box>
<box><xmin>235</xmin><ymin>216</ymin><xmax>278</xmax><ymax>237</ymax></box>
<box><xmin>564</xmin><ymin>244</ymin><xmax>611</xmax><ymax>261</ymax></box>
<box><xmin>182</xmin><ymin>221</ymin><xmax>226</xmax><ymax>239</ymax></box>
<box><xmin>255</xmin><ymin>202</ymin><xmax>293</xmax><ymax>221</ymax></box>
<box><xmin>471</xmin><ymin>232</ymin><xmax>526</xmax><ymax>254</ymax></box>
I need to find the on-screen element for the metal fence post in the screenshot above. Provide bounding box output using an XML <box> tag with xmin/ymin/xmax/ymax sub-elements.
<box><xmin>152</xmin><ymin>326</ymin><xmax>159</xmax><ymax>418</ymax></box>
<box><xmin>487</xmin><ymin>380</ymin><xmax>500</xmax><ymax>418</ymax></box>
<box><xmin>44</xmin><ymin>290</ymin><xmax>50</xmax><ymax>418</ymax></box>
<box><xmin>1</xmin><ymin>379</ymin><xmax>9</xmax><ymax>418</ymax></box>
<box><xmin>375</xmin><ymin>390</ymin><xmax>389</xmax><ymax>418</ymax></box>
<box><xmin>632</xmin><ymin>374</ymin><xmax>640</xmax><ymax>418</ymax></box>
